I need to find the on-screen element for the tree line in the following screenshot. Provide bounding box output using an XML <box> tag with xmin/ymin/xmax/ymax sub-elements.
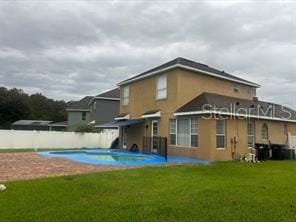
<box><xmin>0</xmin><ymin>87</ymin><xmax>69</xmax><ymax>129</ymax></box>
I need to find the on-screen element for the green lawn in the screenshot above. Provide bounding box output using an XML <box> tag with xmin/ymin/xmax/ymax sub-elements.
<box><xmin>1</xmin><ymin>162</ymin><xmax>296</xmax><ymax>222</ymax></box>
<box><xmin>0</xmin><ymin>148</ymin><xmax>36</xmax><ymax>153</ymax></box>
<box><xmin>0</xmin><ymin>148</ymin><xmax>100</xmax><ymax>153</ymax></box>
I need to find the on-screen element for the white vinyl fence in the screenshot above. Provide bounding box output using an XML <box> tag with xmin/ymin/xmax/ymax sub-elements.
<box><xmin>288</xmin><ymin>133</ymin><xmax>296</xmax><ymax>149</ymax></box>
<box><xmin>0</xmin><ymin>129</ymin><xmax>118</xmax><ymax>149</ymax></box>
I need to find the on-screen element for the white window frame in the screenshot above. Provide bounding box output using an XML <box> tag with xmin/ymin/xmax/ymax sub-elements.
<box><xmin>261</xmin><ymin>123</ymin><xmax>268</xmax><ymax>140</ymax></box>
<box><xmin>122</xmin><ymin>86</ymin><xmax>129</xmax><ymax>106</ymax></box>
<box><xmin>156</xmin><ymin>74</ymin><xmax>167</xmax><ymax>100</ymax></box>
<box><xmin>170</xmin><ymin>118</ymin><xmax>198</xmax><ymax>148</ymax></box>
<box><xmin>216</xmin><ymin>119</ymin><xmax>226</xmax><ymax>149</ymax></box>
<box><xmin>247</xmin><ymin>120</ymin><xmax>255</xmax><ymax>148</ymax></box>
<box><xmin>190</xmin><ymin>118</ymin><xmax>198</xmax><ymax>147</ymax></box>
<box><xmin>233</xmin><ymin>85</ymin><xmax>240</xmax><ymax>93</ymax></box>
<box><xmin>247</xmin><ymin>87</ymin><xmax>253</xmax><ymax>95</ymax></box>
<box><xmin>169</xmin><ymin>119</ymin><xmax>176</xmax><ymax>145</ymax></box>
<box><xmin>82</xmin><ymin>111</ymin><xmax>86</xmax><ymax>121</ymax></box>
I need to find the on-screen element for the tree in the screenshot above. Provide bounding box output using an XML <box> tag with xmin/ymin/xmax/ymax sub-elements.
<box><xmin>0</xmin><ymin>87</ymin><xmax>68</xmax><ymax>129</ymax></box>
<box><xmin>0</xmin><ymin>88</ymin><xmax>31</xmax><ymax>128</ymax></box>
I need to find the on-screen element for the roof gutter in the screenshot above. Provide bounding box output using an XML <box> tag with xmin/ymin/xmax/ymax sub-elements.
<box><xmin>141</xmin><ymin>111</ymin><xmax>161</xmax><ymax>118</ymax></box>
<box><xmin>118</xmin><ymin>64</ymin><xmax>261</xmax><ymax>88</ymax></box>
<box><xmin>48</xmin><ymin>123</ymin><xmax>68</xmax><ymax>127</ymax></box>
<box><xmin>174</xmin><ymin>110</ymin><xmax>296</xmax><ymax>123</ymax></box>
<box><xmin>66</xmin><ymin>109</ymin><xmax>90</xmax><ymax>112</ymax></box>
<box><xmin>114</xmin><ymin>114</ymin><xmax>130</xmax><ymax>121</ymax></box>
<box><xmin>88</xmin><ymin>96</ymin><xmax>120</xmax><ymax>105</ymax></box>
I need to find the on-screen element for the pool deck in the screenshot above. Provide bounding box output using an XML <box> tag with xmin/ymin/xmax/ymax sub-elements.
<box><xmin>0</xmin><ymin>151</ymin><xmax>208</xmax><ymax>182</ymax></box>
<box><xmin>0</xmin><ymin>152</ymin><xmax>131</xmax><ymax>182</ymax></box>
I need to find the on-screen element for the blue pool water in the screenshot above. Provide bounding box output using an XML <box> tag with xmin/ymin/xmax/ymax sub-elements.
<box><xmin>39</xmin><ymin>149</ymin><xmax>207</xmax><ymax>166</ymax></box>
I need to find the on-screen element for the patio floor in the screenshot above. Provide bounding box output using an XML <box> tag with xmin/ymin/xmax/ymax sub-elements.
<box><xmin>0</xmin><ymin>152</ymin><xmax>130</xmax><ymax>182</ymax></box>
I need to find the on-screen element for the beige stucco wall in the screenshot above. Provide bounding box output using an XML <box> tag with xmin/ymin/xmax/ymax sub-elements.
<box><xmin>118</xmin><ymin>67</ymin><xmax>296</xmax><ymax>161</ymax></box>
<box><xmin>254</xmin><ymin>120</ymin><xmax>296</xmax><ymax>145</ymax></box>
<box><xmin>120</xmin><ymin>68</ymin><xmax>256</xmax><ymax>118</ymax></box>
<box><xmin>120</xmin><ymin>115</ymin><xmax>296</xmax><ymax>161</ymax></box>
<box><xmin>176</xmin><ymin>69</ymin><xmax>256</xmax><ymax>108</ymax></box>
<box><xmin>168</xmin><ymin>117</ymin><xmax>213</xmax><ymax>161</ymax></box>
<box><xmin>125</xmin><ymin>123</ymin><xmax>146</xmax><ymax>149</ymax></box>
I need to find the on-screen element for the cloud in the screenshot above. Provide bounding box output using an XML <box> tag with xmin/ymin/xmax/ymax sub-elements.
<box><xmin>0</xmin><ymin>0</ymin><xmax>295</xmax><ymax>109</ymax></box>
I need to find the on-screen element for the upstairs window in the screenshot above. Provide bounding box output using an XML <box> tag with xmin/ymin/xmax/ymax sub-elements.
<box><xmin>247</xmin><ymin>87</ymin><xmax>253</xmax><ymax>95</ymax></box>
<box><xmin>156</xmin><ymin>75</ymin><xmax>167</xmax><ymax>100</ymax></box>
<box><xmin>247</xmin><ymin>120</ymin><xmax>255</xmax><ymax>147</ymax></box>
<box><xmin>261</xmin><ymin>123</ymin><xmax>268</xmax><ymax>140</ymax></box>
<box><xmin>123</xmin><ymin>86</ymin><xmax>129</xmax><ymax>106</ymax></box>
<box><xmin>233</xmin><ymin>86</ymin><xmax>240</xmax><ymax>93</ymax></box>
<box><xmin>82</xmin><ymin>111</ymin><xmax>86</xmax><ymax>121</ymax></box>
<box><xmin>216</xmin><ymin>119</ymin><xmax>226</xmax><ymax>148</ymax></box>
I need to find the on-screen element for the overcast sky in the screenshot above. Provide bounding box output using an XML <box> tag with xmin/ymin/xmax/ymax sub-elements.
<box><xmin>0</xmin><ymin>0</ymin><xmax>295</xmax><ymax>108</ymax></box>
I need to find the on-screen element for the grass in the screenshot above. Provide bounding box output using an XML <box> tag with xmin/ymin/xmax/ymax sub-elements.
<box><xmin>0</xmin><ymin>148</ymin><xmax>36</xmax><ymax>153</ymax></box>
<box><xmin>0</xmin><ymin>148</ymin><xmax>96</xmax><ymax>153</ymax></box>
<box><xmin>0</xmin><ymin>161</ymin><xmax>296</xmax><ymax>222</ymax></box>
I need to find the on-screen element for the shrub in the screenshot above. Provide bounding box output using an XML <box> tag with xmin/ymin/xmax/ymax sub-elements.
<box><xmin>73</xmin><ymin>124</ymin><xmax>96</xmax><ymax>133</ymax></box>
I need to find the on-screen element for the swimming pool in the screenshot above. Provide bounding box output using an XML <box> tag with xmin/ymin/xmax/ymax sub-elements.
<box><xmin>39</xmin><ymin>149</ymin><xmax>207</xmax><ymax>166</ymax></box>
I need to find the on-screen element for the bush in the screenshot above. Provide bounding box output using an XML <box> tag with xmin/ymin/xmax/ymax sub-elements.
<box><xmin>73</xmin><ymin>124</ymin><xmax>96</xmax><ymax>133</ymax></box>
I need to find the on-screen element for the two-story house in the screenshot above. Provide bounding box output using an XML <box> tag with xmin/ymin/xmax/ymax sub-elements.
<box><xmin>67</xmin><ymin>96</ymin><xmax>92</xmax><ymax>131</ymax></box>
<box><xmin>67</xmin><ymin>88</ymin><xmax>120</xmax><ymax>131</ymax></box>
<box><xmin>88</xmin><ymin>88</ymin><xmax>120</xmax><ymax>127</ymax></box>
<box><xmin>112</xmin><ymin>57</ymin><xmax>296</xmax><ymax>161</ymax></box>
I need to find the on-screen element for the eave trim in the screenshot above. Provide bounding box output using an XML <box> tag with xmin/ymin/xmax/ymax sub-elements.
<box><xmin>118</xmin><ymin>64</ymin><xmax>261</xmax><ymax>88</ymax></box>
<box><xmin>174</xmin><ymin>110</ymin><xmax>296</xmax><ymax>123</ymax></box>
<box><xmin>141</xmin><ymin>111</ymin><xmax>161</xmax><ymax>118</ymax></box>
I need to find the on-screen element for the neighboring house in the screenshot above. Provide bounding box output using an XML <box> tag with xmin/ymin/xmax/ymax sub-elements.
<box><xmin>66</xmin><ymin>88</ymin><xmax>120</xmax><ymax>131</ymax></box>
<box><xmin>48</xmin><ymin>121</ymin><xmax>68</xmax><ymax>131</ymax></box>
<box><xmin>89</xmin><ymin>88</ymin><xmax>120</xmax><ymax>127</ymax></box>
<box><xmin>11</xmin><ymin>120</ymin><xmax>53</xmax><ymax>131</ymax></box>
<box><xmin>108</xmin><ymin>57</ymin><xmax>296</xmax><ymax>161</ymax></box>
<box><xmin>66</xmin><ymin>96</ymin><xmax>92</xmax><ymax>131</ymax></box>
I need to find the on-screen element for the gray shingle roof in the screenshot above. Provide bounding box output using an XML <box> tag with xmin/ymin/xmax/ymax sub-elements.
<box><xmin>12</xmin><ymin>120</ymin><xmax>53</xmax><ymax>126</ymax></box>
<box><xmin>48</xmin><ymin>121</ymin><xmax>68</xmax><ymax>126</ymax></box>
<box><xmin>116</xmin><ymin>113</ymin><xmax>129</xmax><ymax>118</ymax></box>
<box><xmin>95</xmin><ymin>88</ymin><xmax>120</xmax><ymax>99</ymax></box>
<box><xmin>175</xmin><ymin>92</ymin><xmax>296</xmax><ymax>121</ymax></box>
<box><xmin>142</xmin><ymin>110</ymin><xmax>160</xmax><ymax>115</ymax></box>
<box><xmin>67</xmin><ymin>96</ymin><xmax>92</xmax><ymax>110</ymax></box>
<box><xmin>118</xmin><ymin>57</ymin><xmax>260</xmax><ymax>87</ymax></box>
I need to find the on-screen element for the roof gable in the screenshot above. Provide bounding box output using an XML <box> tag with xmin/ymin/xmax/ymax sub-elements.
<box><xmin>12</xmin><ymin>120</ymin><xmax>52</xmax><ymax>126</ymax></box>
<box><xmin>118</xmin><ymin>57</ymin><xmax>260</xmax><ymax>88</ymax></box>
<box><xmin>95</xmin><ymin>88</ymin><xmax>120</xmax><ymax>99</ymax></box>
<box><xmin>67</xmin><ymin>96</ymin><xmax>92</xmax><ymax>110</ymax></box>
